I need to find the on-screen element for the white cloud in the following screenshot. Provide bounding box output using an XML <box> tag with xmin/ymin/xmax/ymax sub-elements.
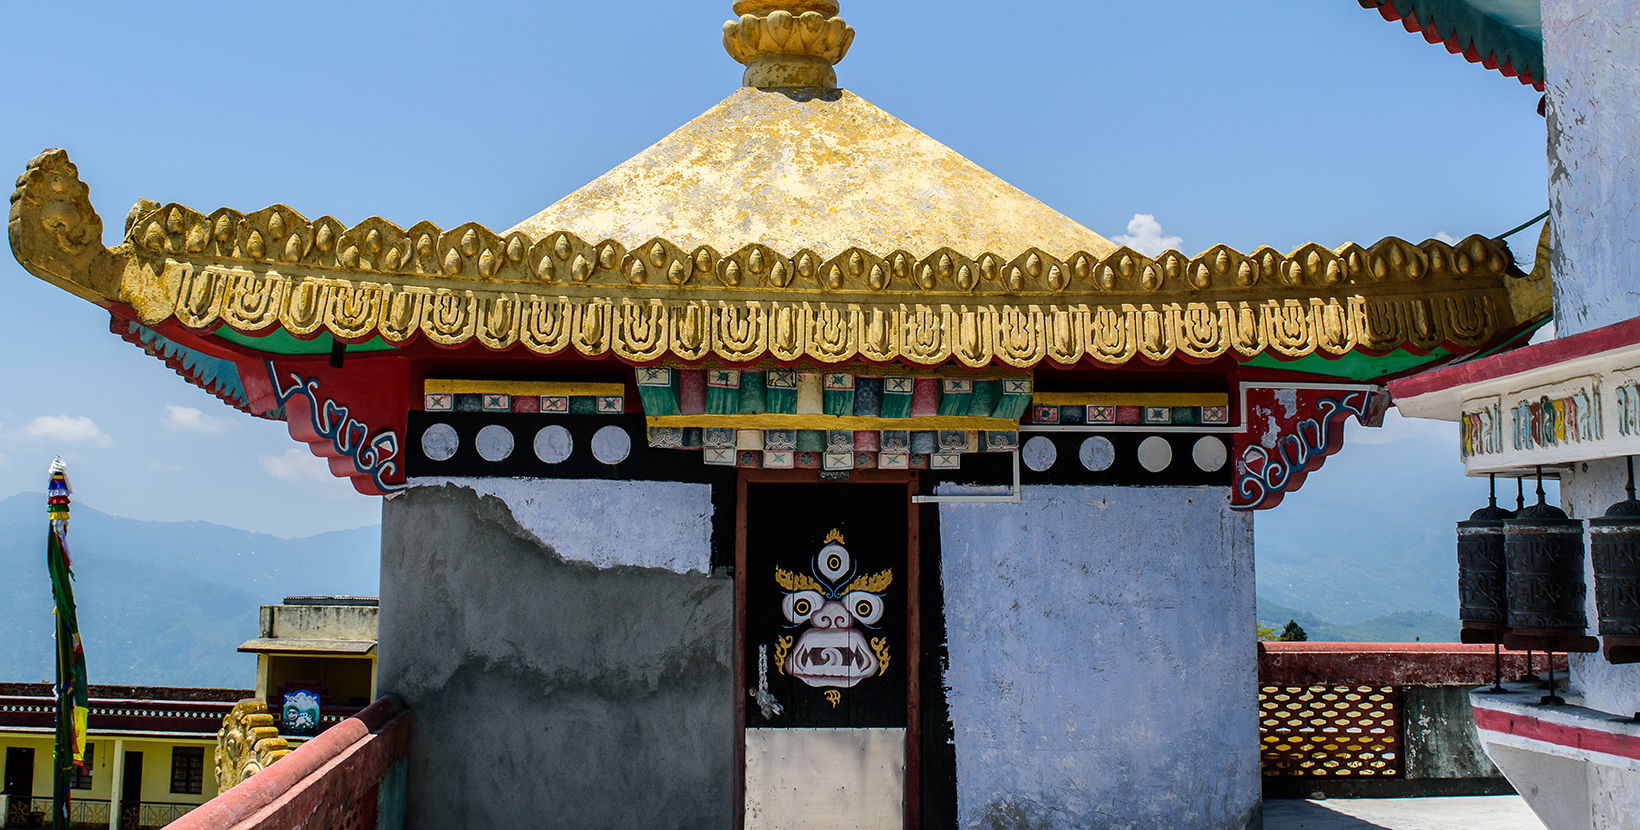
<box><xmin>1347</xmin><ymin>407</ymin><xmax>1457</xmax><ymax>446</ymax></box>
<box><xmin>260</xmin><ymin>448</ymin><xmax>336</xmax><ymax>484</ymax></box>
<box><xmin>1111</xmin><ymin>214</ymin><xmax>1184</xmax><ymax>257</ymax></box>
<box><xmin>163</xmin><ymin>405</ymin><xmax>235</xmax><ymax>434</ymax></box>
<box><xmin>1434</xmin><ymin>231</ymin><xmax>1459</xmax><ymax>245</ymax></box>
<box><xmin>23</xmin><ymin>415</ymin><xmax>113</xmax><ymax>448</ymax></box>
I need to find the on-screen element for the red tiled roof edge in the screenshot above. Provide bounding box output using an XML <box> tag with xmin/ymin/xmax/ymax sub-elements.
<box><xmin>0</xmin><ymin>682</ymin><xmax>254</xmax><ymax>702</ymax></box>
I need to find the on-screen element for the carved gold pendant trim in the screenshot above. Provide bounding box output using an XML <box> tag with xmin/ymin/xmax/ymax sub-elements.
<box><xmin>9</xmin><ymin>149</ymin><xmax>1542</xmax><ymax>369</ymax></box>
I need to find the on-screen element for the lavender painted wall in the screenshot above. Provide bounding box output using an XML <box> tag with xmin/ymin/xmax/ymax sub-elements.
<box><xmin>1545</xmin><ymin>0</ymin><xmax>1640</xmax><ymax>336</ymax></box>
<box><xmin>938</xmin><ymin>484</ymin><xmax>1259</xmax><ymax>830</ymax></box>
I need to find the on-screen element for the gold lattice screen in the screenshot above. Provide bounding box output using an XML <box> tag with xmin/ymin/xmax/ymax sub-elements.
<box><xmin>1259</xmin><ymin>685</ymin><xmax>1403</xmax><ymax>777</ymax></box>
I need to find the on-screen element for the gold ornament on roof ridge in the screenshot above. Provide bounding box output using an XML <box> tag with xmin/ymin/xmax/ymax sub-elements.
<box><xmin>724</xmin><ymin>1</ymin><xmax>854</xmax><ymax>89</ymax></box>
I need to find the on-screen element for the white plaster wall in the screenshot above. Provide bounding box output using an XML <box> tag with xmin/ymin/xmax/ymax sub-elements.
<box><xmin>1544</xmin><ymin>0</ymin><xmax>1640</xmax><ymax>336</ymax></box>
<box><xmin>407</xmin><ymin>476</ymin><xmax>713</xmax><ymax>574</ymax></box>
<box><xmin>1559</xmin><ymin>457</ymin><xmax>1640</xmax><ymax>717</ymax></box>
<box><xmin>938</xmin><ymin>484</ymin><xmax>1259</xmax><ymax>830</ymax></box>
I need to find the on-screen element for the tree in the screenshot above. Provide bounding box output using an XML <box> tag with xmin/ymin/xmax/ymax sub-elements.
<box><xmin>1277</xmin><ymin>620</ymin><xmax>1308</xmax><ymax>642</ymax></box>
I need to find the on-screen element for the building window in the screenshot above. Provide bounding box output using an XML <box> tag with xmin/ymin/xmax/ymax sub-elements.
<box><xmin>69</xmin><ymin>745</ymin><xmax>94</xmax><ymax>790</ymax></box>
<box><xmin>169</xmin><ymin>747</ymin><xmax>204</xmax><ymax>795</ymax></box>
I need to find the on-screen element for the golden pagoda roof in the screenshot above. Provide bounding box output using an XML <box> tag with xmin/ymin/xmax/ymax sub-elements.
<box><xmin>7</xmin><ymin>1</ymin><xmax>1551</xmax><ymax>371</ymax></box>
<box><xmin>510</xmin><ymin>86</ymin><xmax>1117</xmax><ymax>263</ymax></box>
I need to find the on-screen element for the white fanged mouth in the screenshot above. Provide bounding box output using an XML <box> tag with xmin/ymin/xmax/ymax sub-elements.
<box><xmin>786</xmin><ymin>628</ymin><xmax>879</xmax><ymax>688</ymax></box>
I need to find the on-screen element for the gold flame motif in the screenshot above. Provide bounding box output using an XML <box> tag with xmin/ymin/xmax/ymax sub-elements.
<box><xmin>870</xmin><ymin>637</ymin><xmax>890</xmax><ymax>676</ymax></box>
<box><xmin>774</xmin><ymin>635</ymin><xmax>793</xmax><ymax>675</ymax></box>
<box><xmin>775</xmin><ymin>566</ymin><xmax>822</xmax><ymax>593</ymax></box>
<box><xmin>841</xmin><ymin>569</ymin><xmax>892</xmax><ymax>594</ymax></box>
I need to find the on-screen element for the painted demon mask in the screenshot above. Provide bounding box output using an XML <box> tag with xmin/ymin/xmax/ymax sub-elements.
<box><xmin>775</xmin><ymin>530</ymin><xmax>892</xmax><ymax>688</ymax></box>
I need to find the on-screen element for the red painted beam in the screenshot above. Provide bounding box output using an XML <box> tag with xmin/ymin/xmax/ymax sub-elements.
<box><xmin>1390</xmin><ymin>316</ymin><xmax>1640</xmax><ymax>402</ymax></box>
<box><xmin>1259</xmin><ymin>642</ymin><xmax>1566</xmax><ymax>686</ymax></box>
<box><xmin>166</xmin><ymin>696</ymin><xmax>408</xmax><ymax>830</ymax></box>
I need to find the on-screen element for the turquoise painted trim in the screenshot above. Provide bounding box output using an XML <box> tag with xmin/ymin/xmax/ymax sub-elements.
<box><xmin>1385</xmin><ymin>0</ymin><xmax>1543</xmax><ymax>82</ymax></box>
<box><xmin>212</xmin><ymin>327</ymin><xmax>396</xmax><ymax>355</ymax></box>
<box><xmin>128</xmin><ymin>324</ymin><xmax>256</xmax><ymax>412</ymax></box>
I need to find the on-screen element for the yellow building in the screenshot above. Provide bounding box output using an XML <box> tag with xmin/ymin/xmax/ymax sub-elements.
<box><xmin>2</xmin><ymin>597</ymin><xmax>378</xmax><ymax>828</ymax></box>
<box><xmin>0</xmin><ymin>683</ymin><xmax>231</xmax><ymax>829</ymax></box>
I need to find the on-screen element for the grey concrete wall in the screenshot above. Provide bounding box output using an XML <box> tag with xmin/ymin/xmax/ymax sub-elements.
<box><xmin>1560</xmin><ymin>457</ymin><xmax>1640</xmax><ymax>718</ymax></box>
<box><xmin>1403</xmin><ymin>686</ymin><xmax>1501</xmax><ymax>780</ymax></box>
<box><xmin>378</xmin><ymin>481</ymin><xmax>734</xmax><ymax>830</ymax></box>
<box><xmin>1544</xmin><ymin>0</ymin><xmax>1640</xmax><ymax>336</ymax></box>
<box><xmin>938</xmin><ymin>484</ymin><xmax>1260</xmax><ymax>830</ymax></box>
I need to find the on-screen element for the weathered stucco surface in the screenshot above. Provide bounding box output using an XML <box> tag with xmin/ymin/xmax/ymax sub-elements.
<box><xmin>1403</xmin><ymin>686</ymin><xmax>1501</xmax><ymax>779</ymax></box>
<box><xmin>938</xmin><ymin>484</ymin><xmax>1259</xmax><ymax>830</ymax></box>
<box><xmin>1545</xmin><ymin>0</ymin><xmax>1640</xmax><ymax>336</ymax></box>
<box><xmin>378</xmin><ymin>483</ymin><xmax>733</xmax><ymax>830</ymax></box>
<box><xmin>510</xmin><ymin>86</ymin><xmax>1116</xmax><ymax>260</ymax></box>
<box><xmin>406</xmin><ymin>476</ymin><xmax>715</xmax><ymax>574</ymax></box>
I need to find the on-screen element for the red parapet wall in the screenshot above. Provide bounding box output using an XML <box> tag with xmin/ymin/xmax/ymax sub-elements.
<box><xmin>168</xmin><ymin>696</ymin><xmax>410</xmax><ymax>830</ymax></box>
<box><xmin>1259</xmin><ymin>642</ymin><xmax>1566</xmax><ymax>687</ymax></box>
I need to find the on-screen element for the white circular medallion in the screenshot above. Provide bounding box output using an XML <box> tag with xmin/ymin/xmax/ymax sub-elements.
<box><xmin>591</xmin><ymin>425</ymin><xmax>631</xmax><ymax>465</ymax></box>
<box><xmin>817</xmin><ymin>543</ymin><xmax>851</xmax><ymax>582</ymax></box>
<box><xmin>1192</xmin><ymin>436</ymin><xmax>1228</xmax><ymax>472</ymax></box>
<box><xmin>475</xmin><ymin>425</ymin><xmax>515</xmax><ymax>462</ymax></box>
<box><xmin>534</xmin><ymin>425</ymin><xmax>573</xmax><ymax>464</ymax></box>
<box><xmin>421</xmin><ymin>423</ymin><xmax>459</xmax><ymax>461</ymax></box>
<box><xmin>1137</xmin><ymin>436</ymin><xmax>1173</xmax><ymax>473</ymax></box>
<box><xmin>1079</xmin><ymin>436</ymin><xmax>1115</xmax><ymax>472</ymax></box>
<box><xmin>1021</xmin><ymin>436</ymin><xmax>1057</xmax><ymax>472</ymax></box>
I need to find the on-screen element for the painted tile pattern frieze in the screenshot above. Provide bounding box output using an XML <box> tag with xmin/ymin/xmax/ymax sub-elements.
<box><xmin>1450</xmin><ymin>360</ymin><xmax>1640</xmax><ymax>474</ymax></box>
<box><xmin>635</xmin><ymin>366</ymin><xmax>1028</xmax><ymax>471</ymax></box>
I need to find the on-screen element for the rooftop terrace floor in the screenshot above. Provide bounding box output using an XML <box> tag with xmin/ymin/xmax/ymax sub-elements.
<box><xmin>1265</xmin><ymin>796</ymin><xmax>1543</xmax><ymax>830</ymax></box>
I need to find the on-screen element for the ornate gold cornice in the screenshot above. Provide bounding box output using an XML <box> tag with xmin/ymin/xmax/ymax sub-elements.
<box><xmin>10</xmin><ymin>149</ymin><xmax>1547</xmax><ymax>369</ymax></box>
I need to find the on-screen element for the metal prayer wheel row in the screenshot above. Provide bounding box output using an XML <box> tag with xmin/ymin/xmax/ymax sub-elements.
<box><xmin>1458</xmin><ymin>472</ymin><xmax>1640</xmax><ymax>663</ymax></box>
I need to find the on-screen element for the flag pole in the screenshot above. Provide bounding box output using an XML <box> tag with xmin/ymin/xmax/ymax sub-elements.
<box><xmin>47</xmin><ymin>458</ymin><xmax>86</xmax><ymax>830</ymax></box>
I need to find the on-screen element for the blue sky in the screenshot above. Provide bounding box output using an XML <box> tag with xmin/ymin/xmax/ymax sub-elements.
<box><xmin>0</xmin><ymin>1</ymin><xmax>1546</xmax><ymax>538</ymax></box>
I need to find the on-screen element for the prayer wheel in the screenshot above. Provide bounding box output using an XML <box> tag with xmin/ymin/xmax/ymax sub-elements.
<box><xmin>1591</xmin><ymin>463</ymin><xmax>1640</xmax><ymax>664</ymax></box>
<box><xmin>1504</xmin><ymin>498</ymin><xmax>1594</xmax><ymax>651</ymax></box>
<box><xmin>1457</xmin><ymin>499</ymin><xmax>1513</xmax><ymax>644</ymax></box>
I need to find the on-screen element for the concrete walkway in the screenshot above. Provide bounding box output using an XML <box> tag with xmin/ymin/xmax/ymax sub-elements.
<box><xmin>1264</xmin><ymin>796</ymin><xmax>1545</xmax><ymax>830</ymax></box>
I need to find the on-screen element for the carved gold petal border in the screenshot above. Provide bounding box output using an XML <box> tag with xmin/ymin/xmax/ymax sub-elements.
<box><xmin>8</xmin><ymin>151</ymin><xmax>1536</xmax><ymax>369</ymax></box>
<box><xmin>136</xmin><ymin>261</ymin><xmax>1512</xmax><ymax>367</ymax></box>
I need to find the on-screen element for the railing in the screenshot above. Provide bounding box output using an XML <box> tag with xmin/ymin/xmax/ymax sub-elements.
<box><xmin>1257</xmin><ymin>642</ymin><xmax>1565</xmax><ymax>798</ymax></box>
<box><xmin>166</xmin><ymin>696</ymin><xmax>409</xmax><ymax>830</ymax></box>
<box><xmin>2</xmin><ymin>798</ymin><xmax>194</xmax><ymax>829</ymax></box>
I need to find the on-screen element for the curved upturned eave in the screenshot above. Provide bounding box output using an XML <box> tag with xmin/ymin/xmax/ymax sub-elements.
<box><xmin>11</xmin><ymin>148</ymin><xmax>1553</xmax><ymax>375</ymax></box>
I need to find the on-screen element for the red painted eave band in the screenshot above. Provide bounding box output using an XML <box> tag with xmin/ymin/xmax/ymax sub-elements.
<box><xmin>1258</xmin><ymin>641</ymin><xmax>1557</xmax><ymax>686</ymax></box>
<box><xmin>1472</xmin><ymin>704</ymin><xmax>1640</xmax><ymax>761</ymax></box>
<box><xmin>1390</xmin><ymin>316</ymin><xmax>1640</xmax><ymax>402</ymax></box>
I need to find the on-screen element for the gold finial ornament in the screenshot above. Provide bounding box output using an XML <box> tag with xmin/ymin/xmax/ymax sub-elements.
<box><xmin>724</xmin><ymin>1</ymin><xmax>854</xmax><ymax>90</ymax></box>
<box><xmin>824</xmin><ymin>528</ymin><xmax>845</xmax><ymax>545</ymax></box>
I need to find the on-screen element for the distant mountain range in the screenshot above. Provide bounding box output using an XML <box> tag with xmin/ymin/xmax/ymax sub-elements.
<box><xmin>0</xmin><ymin>492</ymin><xmax>380</xmax><ymax>688</ymax></box>
<box><xmin>1253</xmin><ymin>427</ymin><xmax>1482</xmax><ymax>629</ymax></box>
<box><xmin>1256</xmin><ymin>597</ymin><xmax>1460</xmax><ymax>643</ymax></box>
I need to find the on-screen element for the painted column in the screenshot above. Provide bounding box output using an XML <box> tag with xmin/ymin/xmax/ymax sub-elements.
<box><xmin>376</xmin><ymin>479</ymin><xmax>734</xmax><ymax>830</ymax></box>
<box><xmin>938</xmin><ymin>484</ymin><xmax>1259</xmax><ymax>830</ymax></box>
<box><xmin>1544</xmin><ymin>0</ymin><xmax>1640</xmax><ymax>336</ymax></box>
<box><xmin>107</xmin><ymin>738</ymin><xmax>123</xmax><ymax>830</ymax></box>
